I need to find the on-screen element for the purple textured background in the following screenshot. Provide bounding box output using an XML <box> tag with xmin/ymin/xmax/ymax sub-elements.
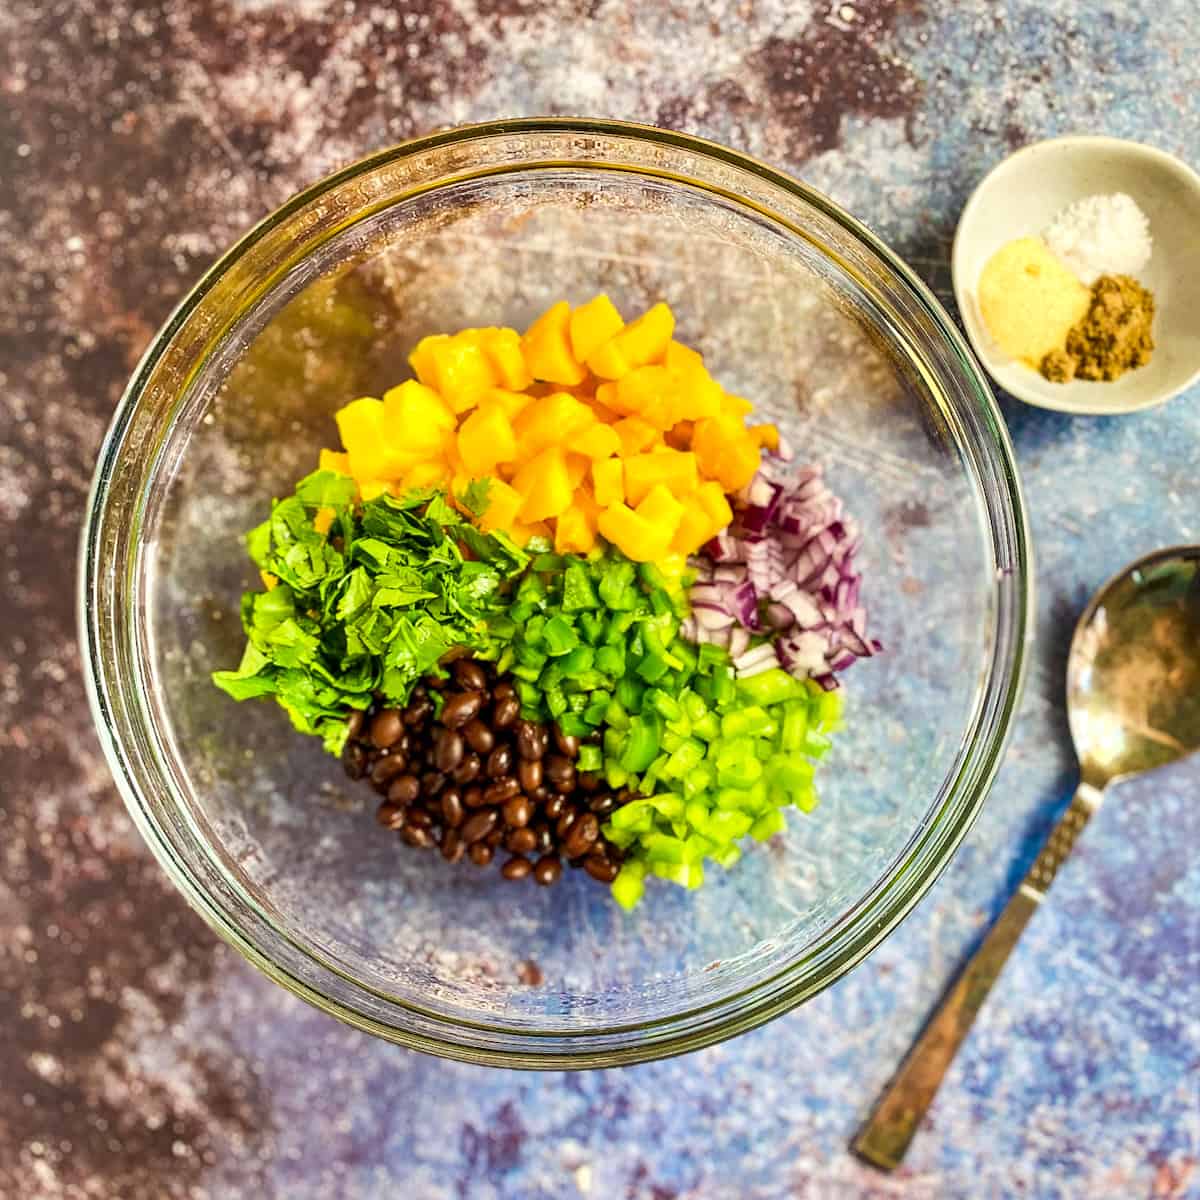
<box><xmin>2</xmin><ymin>2</ymin><xmax>1198</xmax><ymax>1197</ymax></box>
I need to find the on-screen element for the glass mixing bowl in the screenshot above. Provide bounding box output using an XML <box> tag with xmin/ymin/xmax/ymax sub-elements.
<box><xmin>80</xmin><ymin>119</ymin><xmax>1031</xmax><ymax>1067</ymax></box>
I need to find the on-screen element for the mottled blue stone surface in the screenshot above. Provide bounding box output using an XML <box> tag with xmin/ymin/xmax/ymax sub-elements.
<box><xmin>2</xmin><ymin>0</ymin><xmax>1197</xmax><ymax>1196</ymax></box>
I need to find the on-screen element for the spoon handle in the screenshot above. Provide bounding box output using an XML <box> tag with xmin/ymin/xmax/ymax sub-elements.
<box><xmin>851</xmin><ymin>781</ymin><xmax>1104</xmax><ymax>1171</ymax></box>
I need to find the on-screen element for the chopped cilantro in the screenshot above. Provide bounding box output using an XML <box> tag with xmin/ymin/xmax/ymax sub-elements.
<box><xmin>213</xmin><ymin>471</ymin><xmax>527</xmax><ymax>755</ymax></box>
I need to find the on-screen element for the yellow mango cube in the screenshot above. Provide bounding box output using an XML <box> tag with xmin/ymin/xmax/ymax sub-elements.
<box><xmin>569</xmin><ymin>294</ymin><xmax>625</xmax><ymax>363</ymax></box>
<box><xmin>513</xmin><ymin>447</ymin><xmax>574</xmax><ymax>522</ymax></box>
<box><xmin>586</xmin><ymin>301</ymin><xmax>675</xmax><ymax>379</ymax></box>
<box><xmin>382</xmin><ymin>380</ymin><xmax>456</xmax><ymax>465</ymax></box>
<box><xmin>623</xmin><ymin>449</ymin><xmax>699</xmax><ymax>505</ymax></box>
<box><xmin>695</xmin><ymin>480</ymin><xmax>734</xmax><ymax>531</ymax></box>
<box><xmin>521</xmin><ymin>301</ymin><xmax>587</xmax><ymax>385</ymax></box>
<box><xmin>573</xmin><ymin>423</ymin><xmax>621</xmax><ymax>460</ymax></box>
<box><xmin>335</xmin><ymin>397</ymin><xmax>409</xmax><ymax>481</ymax></box>
<box><xmin>458</xmin><ymin>404</ymin><xmax>517</xmax><ymax>477</ymax></box>
<box><xmin>423</xmin><ymin>334</ymin><xmax>498</xmax><ymax>413</ymax></box>
<box><xmin>555</xmin><ymin>501</ymin><xmax>598</xmax><ymax>554</ymax></box>
<box><xmin>721</xmin><ymin>394</ymin><xmax>755</xmax><ymax>419</ymax></box>
<box><xmin>318</xmin><ymin>448</ymin><xmax>351</xmax><ymax>474</ymax></box>
<box><xmin>669</xmin><ymin>504</ymin><xmax>714</xmax><ymax>555</ymax></box>
<box><xmin>479</xmin><ymin>327</ymin><xmax>533</xmax><ymax>391</ymax></box>
<box><xmin>749</xmin><ymin>422</ymin><xmax>780</xmax><ymax>452</ymax></box>
<box><xmin>313</xmin><ymin>506</ymin><xmax>337</xmax><ymax>535</ymax></box>
<box><xmin>592</xmin><ymin>458</ymin><xmax>624</xmax><ymax>507</ymax></box>
<box><xmin>512</xmin><ymin>392</ymin><xmax>595</xmax><ymax>460</ymax></box>
<box><xmin>611</xmin><ymin>416</ymin><xmax>659</xmax><ymax>456</ymax></box>
<box><xmin>408</xmin><ymin>334</ymin><xmax>450</xmax><ymax>387</ymax></box>
<box><xmin>597</xmin><ymin>502</ymin><xmax>669</xmax><ymax>563</ymax></box>
<box><xmin>400</xmin><ymin>461</ymin><xmax>450</xmax><ymax>492</ymax></box>
<box><xmin>358</xmin><ymin>479</ymin><xmax>391</xmax><ymax>501</ymax></box>
<box><xmin>480</xmin><ymin>387</ymin><xmax>534</xmax><ymax>421</ymax></box>
<box><xmin>692</xmin><ymin>414</ymin><xmax>762</xmax><ymax>492</ymax></box>
<box><xmin>477</xmin><ymin>478</ymin><xmax>523</xmax><ymax>533</ymax></box>
<box><xmin>635</xmin><ymin>483</ymin><xmax>685</xmax><ymax>538</ymax></box>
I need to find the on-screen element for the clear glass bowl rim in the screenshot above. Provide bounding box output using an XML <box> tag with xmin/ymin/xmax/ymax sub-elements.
<box><xmin>79</xmin><ymin>117</ymin><xmax>1033</xmax><ymax>1068</ymax></box>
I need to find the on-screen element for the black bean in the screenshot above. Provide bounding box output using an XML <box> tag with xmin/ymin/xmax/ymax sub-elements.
<box><xmin>555</xmin><ymin>806</ymin><xmax>579</xmax><ymax>840</ymax></box>
<box><xmin>387</xmin><ymin>775</ymin><xmax>421</xmax><ymax>805</ymax></box>
<box><xmin>407</xmin><ymin>808</ymin><xmax>433</xmax><ymax>831</ymax></box>
<box><xmin>401</xmin><ymin>826</ymin><xmax>435</xmax><ymax>849</ymax></box>
<box><xmin>493</xmin><ymin>680</ymin><xmax>516</xmax><ymax>700</ymax></box>
<box><xmin>463</xmin><ymin>719</ymin><xmax>495</xmax><ymax>755</ymax></box>
<box><xmin>506</xmin><ymin>827</ymin><xmax>538</xmax><ymax>854</ymax></box>
<box><xmin>532</xmin><ymin>823</ymin><xmax>553</xmax><ymax>853</ymax></box>
<box><xmin>461</xmin><ymin>809</ymin><xmax>500</xmax><ymax>844</ymax></box>
<box><xmin>346</xmin><ymin>709</ymin><xmax>365</xmax><ymax>739</ymax></box>
<box><xmin>493</xmin><ymin>695</ymin><xmax>520</xmax><ymax>728</ymax></box>
<box><xmin>433</xmin><ymin>729</ymin><xmax>465</xmax><ymax>772</ymax></box>
<box><xmin>441</xmin><ymin>691</ymin><xmax>484</xmax><ymax>729</ymax></box>
<box><xmin>502</xmin><ymin>794</ymin><xmax>533</xmax><ymax>828</ymax></box>
<box><xmin>587</xmin><ymin>793</ymin><xmax>618</xmax><ymax>817</ymax></box>
<box><xmin>543</xmin><ymin>794</ymin><xmax>566</xmax><ymax>820</ymax></box>
<box><xmin>577</xmin><ymin>771</ymin><xmax>602</xmax><ymax>793</ymax></box>
<box><xmin>452</xmin><ymin>753</ymin><xmax>482</xmax><ymax>784</ymax></box>
<box><xmin>533</xmin><ymin>855</ymin><xmax>563</xmax><ymax>886</ymax></box>
<box><xmin>453</xmin><ymin>659</ymin><xmax>488</xmax><ymax>691</ymax></box>
<box><xmin>485</xmin><ymin>828</ymin><xmax>505</xmax><ymax>848</ymax></box>
<box><xmin>563</xmin><ymin>811</ymin><xmax>600</xmax><ymax>859</ymax></box>
<box><xmin>404</xmin><ymin>697</ymin><xmax>433</xmax><ymax>727</ymax></box>
<box><xmin>463</xmin><ymin>785</ymin><xmax>486</xmax><ymax>809</ymax></box>
<box><xmin>553</xmin><ymin>726</ymin><xmax>580</xmax><ymax>758</ymax></box>
<box><xmin>517</xmin><ymin>759</ymin><xmax>543</xmax><ymax>793</ymax></box>
<box><xmin>545</xmin><ymin>754</ymin><xmax>575</xmax><ymax>785</ymax></box>
<box><xmin>468</xmin><ymin>842</ymin><xmax>494</xmax><ymax>867</ymax></box>
<box><xmin>371</xmin><ymin>753</ymin><xmax>409</xmax><ymax>786</ymax></box>
<box><xmin>531</xmin><ymin>784</ymin><xmax>551</xmax><ymax>803</ymax></box>
<box><xmin>516</xmin><ymin>720</ymin><xmax>547</xmax><ymax>761</ymax></box>
<box><xmin>584</xmin><ymin>854</ymin><xmax>620</xmax><ymax>883</ymax></box>
<box><xmin>370</xmin><ymin>708</ymin><xmax>404</xmax><ymax>749</ymax></box>
<box><xmin>441</xmin><ymin>788</ymin><xmax>464</xmax><ymax>829</ymax></box>
<box><xmin>342</xmin><ymin>742</ymin><xmax>367</xmax><ymax>780</ymax></box>
<box><xmin>440</xmin><ymin>829</ymin><xmax>465</xmax><ymax>864</ymax></box>
<box><xmin>420</xmin><ymin>770</ymin><xmax>446</xmax><ymax>797</ymax></box>
<box><xmin>375</xmin><ymin>802</ymin><xmax>406</xmax><ymax>830</ymax></box>
<box><xmin>501</xmin><ymin>856</ymin><xmax>532</xmax><ymax>880</ymax></box>
<box><xmin>484</xmin><ymin>778</ymin><xmax>521</xmax><ymax>806</ymax></box>
<box><xmin>486</xmin><ymin>745</ymin><xmax>513</xmax><ymax>779</ymax></box>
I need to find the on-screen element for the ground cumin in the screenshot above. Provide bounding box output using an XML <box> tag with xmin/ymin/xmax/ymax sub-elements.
<box><xmin>1040</xmin><ymin>274</ymin><xmax>1155</xmax><ymax>383</ymax></box>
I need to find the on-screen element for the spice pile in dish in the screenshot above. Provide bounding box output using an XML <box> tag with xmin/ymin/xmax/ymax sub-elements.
<box><xmin>977</xmin><ymin>192</ymin><xmax>1156</xmax><ymax>383</ymax></box>
<box><xmin>214</xmin><ymin>297</ymin><xmax>881</xmax><ymax>908</ymax></box>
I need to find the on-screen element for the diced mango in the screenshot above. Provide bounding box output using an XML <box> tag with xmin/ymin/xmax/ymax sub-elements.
<box><xmin>477</xmin><ymin>478</ymin><xmax>523</xmax><ymax>533</ymax></box>
<box><xmin>358</xmin><ymin>479</ymin><xmax>391</xmax><ymax>501</ymax></box>
<box><xmin>597</xmin><ymin>502</ymin><xmax>670</xmax><ymax>563</ymax></box>
<box><xmin>695</xmin><ymin>480</ymin><xmax>734</xmax><ymax>531</ymax></box>
<box><xmin>513</xmin><ymin>447</ymin><xmax>574</xmax><ymax>522</ymax></box>
<box><xmin>611</xmin><ymin>416</ymin><xmax>659</xmax><ymax>456</ymax></box>
<box><xmin>312</xmin><ymin>506</ymin><xmax>337</xmax><ymax>535</ymax></box>
<box><xmin>401</xmin><ymin>461</ymin><xmax>450</xmax><ymax>492</ymax></box>
<box><xmin>569</xmin><ymin>294</ymin><xmax>625</xmax><ymax>363</ymax></box>
<box><xmin>565</xmin><ymin>453</ymin><xmax>590</xmax><ymax>491</ymax></box>
<box><xmin>635</xmin><ymin>483</ymin><xmax>685</xmax><ymax>538</ymax></box>
<box><xmin>422</xmin><ymin>334</ymin><xmax>498</xmax><ymax>413</ymax></box>
<box><xmin>749</xmin><ymin>422</ymin><xmax>780</xmax><ymax>452</ymax></box>
<box><xmin>721</xmin><ymin>394</ymin><xmax>754</xmax><ymax>418</ymax></box>
<box><xmin>555</xmin><ymin>501</ymin><xmax>598</xmax><ymax>554</ymax></box>
<box><xmin>480</xmin><ymin>387</ymin><xmax>534</xmax><ymax>422</ymax></box>
<box><xmin>521</xmin><ymin>301</ymin><xmax>587</xmax><ymax>385</ymax></box>
<box><xmin>260</xmin><ymin>569</ymin><xmax>279</xmax><ymax>591</ymax></box>
<box><xmin>335</xmin><ymin>397</ymin><xmax>409</xmax><ymax>481</ymax></box>
<box><xmin>573</xmin><ymin>423</ymin><xmax>621</xmax><ymax>460</ymax></box>
<box><xmin>381</xmin><ymin>380</ymin><xmax>455</xmax><ymax>473</ymax></box>
<box><xmin>623</xmin><ymin>449</ymin><xmax>699</xmax><ymax>505</ymax></box>
<box><xmin>457</xmin><ymin>404</ymin><xmax>517</xmax><ymax>476</ymax></box>
<box><xmin>318</xmin><ymin>448</ymin><xmax>351</xmax><ymax>474</ymax></box>
<box><xmin>692</xmin><ymin>414</ymin><xmax>761</xmax><ymax>492</ymax></box>
<box><xmin>664</xmin><ymin>340</ymin><xmax>704</xmax><ymax>372</ymax></box>
<box><xmin>512</xmin><ymin>392</ymin><xmax>595</xmax><ymax>460</ymax></box>
<box><xmin>670</xmin><ymin>505</ymin><xmax>714</xmax><ymax>555</ymax></box>
<box><xmin>408</xmin><ymin>334</ymin><xmax>450</xmax><ymax>387</ymax></box>
<box><xmin>510</xmin><ymin>519</ymin><xmax>552</xmax><ymax>546</ymax></box>
<box><xmin>479</xmin><ymin>327</ymin><xmax>533</xmax><ymax>391</ymax></box>
<box><xmin>586</xmin><ymin>302</ymin><xmax>675</xmax><ymax>379</ymax></box>
<box><xmin>592</xmin><ymin>457</ymin><xmax>624</xmax><ymax>507</ymax></box>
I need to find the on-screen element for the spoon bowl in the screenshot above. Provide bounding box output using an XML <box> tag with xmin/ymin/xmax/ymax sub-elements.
<box><xmin>1068</xmin><ymin>545</ymin><xmax>1200</xmax><ymax>788</ymax></box>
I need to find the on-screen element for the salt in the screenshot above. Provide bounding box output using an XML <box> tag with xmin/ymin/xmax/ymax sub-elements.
<box><xmin>1042</xmin><ymin>192</ymin><xmax>1152</xmax><ymax>284</ymax></box>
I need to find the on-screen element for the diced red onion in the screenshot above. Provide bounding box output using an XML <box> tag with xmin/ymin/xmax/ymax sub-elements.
<box><xmin>684</xmin><ymin>461</ymin><xmax>881</xmax><ymax>683</ymax></box>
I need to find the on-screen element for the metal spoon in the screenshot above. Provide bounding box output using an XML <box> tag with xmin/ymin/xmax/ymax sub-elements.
<box><xmin>853</xmin><ymin>544</ymin><xmax>1200</xmax><ymax>1171</ymax></box>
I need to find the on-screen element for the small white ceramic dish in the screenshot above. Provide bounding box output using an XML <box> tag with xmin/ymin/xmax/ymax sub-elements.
<box><xmin>952</xmin><ymin>135</ymin><xmax>1200</xmax><ymax>415</ymax></box>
